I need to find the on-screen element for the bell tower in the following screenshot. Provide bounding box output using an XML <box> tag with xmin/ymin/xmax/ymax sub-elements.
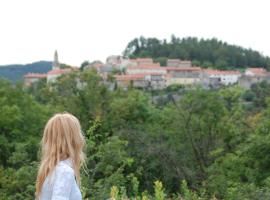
<box><xmin>52</xmin><ymin>50</ymin><xmax>60</xmax><ymax>70</ymax></box>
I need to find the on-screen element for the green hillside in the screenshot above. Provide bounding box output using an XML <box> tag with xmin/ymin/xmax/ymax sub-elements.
<box><xmin>124</xmin><ymin>36</ymin><xmax>270</xmax><ymax>69</ymax></box>
<box><xmin>0</xmin><ymin>61</ymin><xmax>52</xmax><ymax>82</ymax></box>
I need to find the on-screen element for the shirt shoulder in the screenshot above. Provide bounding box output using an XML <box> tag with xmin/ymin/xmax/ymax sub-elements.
<box><xmin>55</xmin><ymin>159</ymin><xmax>74</xmax><ymax>176</ymax></box>
<box><xmin>40</xmin><ymin>161</ymin><xmax>75</xmax><ymax>200</ymax></box>
<box><xmin>49</xmin><ymin>160</ymin><xmax>76</xmax><ymax>199</ymax></box>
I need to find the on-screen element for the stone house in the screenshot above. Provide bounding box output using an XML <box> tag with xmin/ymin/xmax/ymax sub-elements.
<box><xmin>167</xmin><ymin>59</ymin><xmax>192</xmax><ymax>67</ymax></box>
<box><xmin>114</xmin><ymin>73</ymin><xmax>166</xmax><ymax>90</ymax></box>
<box><xmin>166</xmin><ymin>67</ymin><xmax>202</xmax><ymax>86</ymax></box>
<box><xmin>203</xmin><ymin>69</ymin><xmax>241</xmax><ymax>86</ymax></box>
<box><xmin>239</xmin><ymin>67</ymin><xmax>270</xmax><ymax>88</ymax></box>
<box><xmin>23</xmin><ymin>73</ymin><xmax>47</xmax><ymax>86</ymax></box>
<box><xmin>126</xmin><ymin>65</ymin><xmax>167</xmax><ymax>75</ymax></box>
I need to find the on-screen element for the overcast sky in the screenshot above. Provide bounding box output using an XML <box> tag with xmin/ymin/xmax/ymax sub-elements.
<box><xmin>0</xmin><ymin>0</ymin><xmax>269</xmax><ymax>66</ymax></box>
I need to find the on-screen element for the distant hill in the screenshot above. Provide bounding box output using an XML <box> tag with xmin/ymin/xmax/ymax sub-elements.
<box><xmin>0</xmin><ymin>61</ymin><xmax>52</xmax><ymax>82</ymax></box>
<box><xmin>124</xmin><ymin>36</ymin><xmax>270</xmax><ymax>70</ymax></box>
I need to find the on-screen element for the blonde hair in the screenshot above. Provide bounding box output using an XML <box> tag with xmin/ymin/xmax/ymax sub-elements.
<box><xmin>35</xmin><ymin>112</ymin><xmax>85</xmax><ymax>197</ymax></box>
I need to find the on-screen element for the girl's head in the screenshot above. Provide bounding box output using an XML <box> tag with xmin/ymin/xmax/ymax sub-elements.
<box><xmin>35</xmin><ymin>112</ymin><xmax>85</xmax><ymax>196</ymax></box>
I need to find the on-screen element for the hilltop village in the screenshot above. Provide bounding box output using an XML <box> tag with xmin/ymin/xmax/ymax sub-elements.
<box><xmin>24</xmin><ymin>51</ymin><xmax>270</xmax><ymax>90</ymax></box>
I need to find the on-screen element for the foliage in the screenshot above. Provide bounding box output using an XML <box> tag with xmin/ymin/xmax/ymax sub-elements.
<box><xmin>0</xmin><ymin>79</ymin><xmax>50</xmax><ymax>199</ymax></box>
<box><xmin>80</xmin><ymin>61</ymin><xmax>90</xmax><ymax>71</ymax></box>
<box><xmin>2</xmin><ymin>68</ymin><xmax>270</xmax><ymax>199</ymax></box>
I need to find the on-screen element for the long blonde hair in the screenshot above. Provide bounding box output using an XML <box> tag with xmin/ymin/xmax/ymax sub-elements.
<box><xmin>35</xmin><ymin>112</ymin><xmax>85</xmax><ymax>197</ymax></box>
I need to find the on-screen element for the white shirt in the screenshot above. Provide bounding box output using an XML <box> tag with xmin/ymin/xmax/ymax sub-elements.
<box><xmin>39</xmin><ymin>159</ymin><xmax>82</xmax><ymax>200</ymax></box>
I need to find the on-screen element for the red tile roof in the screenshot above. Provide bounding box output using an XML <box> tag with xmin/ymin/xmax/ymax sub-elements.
<box><xmin>166</xmin><ymin>67</ymin><xmax>202</xmax><ymax>71</ymax></box>
<box><xmin>47</xmin><ymin>68</ymin><xmax>72</xmax><ymax>75</ymax></box>
<box><xmin>246</xmin><ymin>68</ymin><xmax>267</xmax><ymax>75</ymax></box>
<box><xmin>128</xmin><ymin>65</ymin><xmax>166</xmax><ymax>70</ymax></box>
<box><xmin>115</xmin><ymin>74</ymin><xmax>145</xmax><ymax>81</ymax></box>
<box><xmin>24</xmin><ymin>73</ymin><xmax>47</xmax><ymax>78</ymax></box>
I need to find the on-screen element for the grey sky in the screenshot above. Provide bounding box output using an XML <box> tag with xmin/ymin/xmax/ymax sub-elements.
<box><xmin>0</xmin><ymin>0</ymin><xmax>269</xmax><ymax>66</ymax></box>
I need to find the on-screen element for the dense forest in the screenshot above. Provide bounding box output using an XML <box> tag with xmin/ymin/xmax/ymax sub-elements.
<box><xmin>1</xmin><ymin>69</ymin><xmax>270</xmax><ymax>199</ymax></box>
<box><xmin>124</xmin><ymin>36</ymin><xmax>270</xmax><ymax>69</ymax></box>
<box><xmin>0</xmin><ymin>61</ymin><xmax>52</xmax><ymax>82</ymax></box>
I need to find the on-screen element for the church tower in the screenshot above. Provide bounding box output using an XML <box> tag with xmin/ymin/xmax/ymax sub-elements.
<box><xmin>52</xmin><ymin>50</ymin><xmax>60</xmax><ymax>70</ymax></box>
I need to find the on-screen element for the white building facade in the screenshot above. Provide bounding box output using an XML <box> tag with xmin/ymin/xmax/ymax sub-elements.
<box><xmin>204</xmin><ymin>70</ymin><xmax>241</xmax><ymax>85</ymax></box>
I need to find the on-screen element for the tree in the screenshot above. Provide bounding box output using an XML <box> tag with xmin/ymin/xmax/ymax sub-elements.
<box><xmin>215</xmin><ymin>58</ymin><xmax>228</xmax><ymax>69</ymax></box>
<box><xmin>80</xmin><ymin>60</ymin><xmax>90</xmax><ymax>71</ymax></box>
<box><xmin>82</xmin><ymin>117</ymin><xmax>137</xmax><ymax>199</ymax></box>
<box><xmin>123</xmin><ymin>36</ymin><xmax>270</xmax><ymax>69</ymax></box>
<box><xmin>155</xmin><ymin>57</ymin><xmax>167</xmax><ymax>66</ymax></box>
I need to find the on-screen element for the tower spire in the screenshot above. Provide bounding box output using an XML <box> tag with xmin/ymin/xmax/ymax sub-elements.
<box><xmin>52</xmin><ymin>50</ymin><xmax>60</xmax><ymax>70</ymax></box>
